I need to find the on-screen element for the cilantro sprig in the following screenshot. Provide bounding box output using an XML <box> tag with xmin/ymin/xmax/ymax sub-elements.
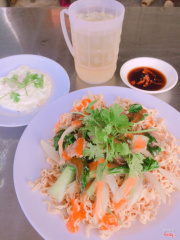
<box><xmin>0</xmin><ymin>72</ymin><xmax>44</xmax><ymax>103</ymax></box>
<box><xmin>72</xmin><ymin>100</ymin><xmax>157</xmax><ymax>181</ymax></box>
<box><xmin>107</xmin><ymin>157</ymin><xmax>159</xmax><ymax>175</ymax></box>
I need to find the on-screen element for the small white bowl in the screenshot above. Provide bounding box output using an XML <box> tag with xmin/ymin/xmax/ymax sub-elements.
<box><xmin>120</xmin><ymin>57</ymin><xmax>178</xmax><ymax>94</ymax></box>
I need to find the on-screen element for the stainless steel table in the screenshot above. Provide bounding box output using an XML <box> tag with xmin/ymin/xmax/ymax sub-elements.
<box><xmin>0</xmin><ymin>7</ymin><xmax>180</xmax><ymax>240</ymax></box>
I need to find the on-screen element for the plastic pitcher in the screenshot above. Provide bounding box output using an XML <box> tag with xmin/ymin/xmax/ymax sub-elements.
<box><xmin>60</xmin><ymin>0</ymin><xmax>125</xmax><ymax>84</ymax></box>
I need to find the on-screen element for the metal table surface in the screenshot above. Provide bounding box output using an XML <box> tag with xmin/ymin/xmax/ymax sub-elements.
<box><xmin>0</xmin><ymin>7</ymin><xmax>180</xmax><ymax>240</ymax></box>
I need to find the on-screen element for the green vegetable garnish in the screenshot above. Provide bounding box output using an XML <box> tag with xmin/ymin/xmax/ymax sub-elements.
<box><xmin>142</xmin><ymin>157</ymin><xmax>159</xmax><ymax>172</ymax></box>
<box><xmin>53</xmin><ymin>130</ymin><xmax>76</xmax><ymax>151</ymax></box>
<box><xmin>145</xmin><ymin>132</ymin><xmax>157</xmax><ymax>144</ymax></box>
<box><xmin>140</xmin><ymin>113</ymin><xmax>148</xmax><ymax>121</ymax></box>
<box><xmin>63</xmin><ymin>134</ymin><xmax>76</xmax><ymax>149</ymax></box>
<box><xmin>53</xmin><ymin>130</ymin><xmax>64</xmax><ymax>151</ymax></box>
<box><xmin>0</xmin><ymin>72</ymin><xmax>44</xmax><ymax>103</ymax></box>
<box><xmin>108</xmin><ymin>165</ymin><xmax>129</xmax><ymax>175</ymax></box>
<box><xmin>78</xmin><ymin>102</ymin><xmax>157</xmax><ymax>180</ymax></box>
<box><xmin>108</xmin><ymin>157</ymin><xmax>159</xmax><ymax>175</ymax></box>
<box><xmin>10</xmin><ymin>92</ymin><xmax>20</xmax><ymax>102</ymax></box>
<box><xmin>145</xmin><ymin>132</ymin><xmax>161</xmax><ymax>156</ymax></box>
<box><xmin>129</xmin><ymin>104</ymin><xmax>143</xmax><ymax>113</ymax></box>
<box><xmin>96</xmin><ymin>162</ymin><xmax>107</xmax><ymax>182</ymax></box>
<box><xmin>33</xmin><ymin>74</ymin><xmax>44</xmax><ymax>88</ymax></box>
<box><xmin>147</xmin><ymin>145</ymin><xmax>161</xmax><ymax>157</ymax></box>
<box><xmin>81</xmin><ymin>166</ymin><xmax>89</xmax><ymax>192</ymax></box>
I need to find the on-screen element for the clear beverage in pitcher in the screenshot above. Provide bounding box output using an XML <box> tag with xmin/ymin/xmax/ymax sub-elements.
<box><xmin>71</xmin><ymin>11</ymin><xmax>122</xmax><ymax>84</ymax></box>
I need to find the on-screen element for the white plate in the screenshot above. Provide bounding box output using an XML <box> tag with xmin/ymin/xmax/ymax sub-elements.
<box><xmin>0</xmin><ymin>54</ymin><xmax>70</xmax><ymax>127</ymax></box>
<box><xmin>13</xmin><ymin>86</ymin><xmax>180</xmax><ymax>240</ymax></box>
<box><xmin>120</xmin><ymin>57</ymin><xmax>178</xmax><ymax>94</ymax></box>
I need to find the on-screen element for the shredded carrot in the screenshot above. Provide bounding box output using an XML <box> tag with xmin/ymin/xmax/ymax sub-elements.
<box><xmin>100</xmin><ymin>213</ymin><xmax>119</xmax><ymax>230</ymax></box>
<box><xmin>89</xmin><ymin>158</ymin><xmax>105</xmax><ymax>172</ymax></box>
<box><xmin>114</xmin><ymin>176</ymin><xmax>137</xmax><ymax>211</ymax></box>
<box><xmin>71</xmin><ymin>105</ymin><xmax>82</xmax><ymax>112</ymax></box>
<box><xmin>89</xmin><ymin>161</ymin><xmax>98</xmax><ymax>171</ymax></box>
<box><xmin>66</xmin><ymin>199</ymin><xmax>86</xmax><ymax>233</ymax></box>
<box><xmin>114</xmin><ymin>198</ymin><xmax>127</xmax><ymax>211</ymax></box>
<box><xmin>57</xmin><ymin>113</ymin><xmax>65</xmax><ymax>125</ymax></box>
<box><xmin>76</xmin><ymin>137</ymin><xmax>84</xmax><ymax>157</ymax></box>
<box><xmin>71</xmin><ymin>98</ymin><xmax>91</xmax><ymax>112</ymax></box>
<box><xmin>71</xmin><ymin>120</ymin><xmax>82</xmax><ymax>127</ymax></box>
<box><xmin>107</xmin><ymin>163</ymin><xmax>111</xmax><ymax>168</ymax></box>
<box><xmin>146</xmin><ymin>116</ymin><xmax>154</xmax><ymax>126</ymax></box>
<box><xmin>123</xmin><ymin>176</ymin><xmax>137</xmax><ymax>197</ymax></box>
<box><xmin>55</xmin><ymin>113</ymin><xmax>68</xmax><ymax>132</ymax></box>
<box><xmin>81</xmin><ymin>98</ymin><xmax>91</xmax><ymax>106</ymax></box>
<box><xmin>61</xmin><ymin>151</ymin><xmax>71</xmax><ymax>161</ymax></box>
<box><xmin>98</xmin><ymin>158</ymin><xmax>105</xmax><ymax>164</ymax></box>
<box><xmin>55</xmin><ymin>125</ymin><xmax>60</xmax><ymax>133</ymax></box>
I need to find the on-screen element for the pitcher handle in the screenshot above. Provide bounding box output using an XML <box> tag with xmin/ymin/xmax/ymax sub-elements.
<box><xmin>60</xmin><ymin>9</ymin><xmax>74</xmax><ymax>56</ymax></box>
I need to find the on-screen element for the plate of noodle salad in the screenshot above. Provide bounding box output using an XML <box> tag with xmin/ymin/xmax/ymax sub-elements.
<box><xmin>14</xmin><ymin>86</ymin><xmax>180</xmax><ymax>240</ymax></box>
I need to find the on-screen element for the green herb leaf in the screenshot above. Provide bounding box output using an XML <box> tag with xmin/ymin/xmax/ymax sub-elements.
<box><xmin>145</xmin><ymin>132</ymin><xmax>157</xmax><ymax>144</ymax></box>
<box><xmin>115</xmin><ymin>142</ymin><xmax>130</xmax><ymax>156</ymax></box>
<box><xmin>17</xmin><ymin>82</ymin><xmax>25</xmax><ymax>89</ymax></box>
<box><xmin>142</xmin><ymin>157</ymin><xmax>159</xmax><ymax>172</ymax></box>
<box><xmin>34</xmin><ymin>74</ymin><xmax>44</xmax><ymax>88</ymax></box>
<box><xmin>63</xmin><ymin>134</ymin><xmax>76</xmax><ymax>149</ymax></box>
<box><xmin>31</xmin><ymin>73</ymin><xmax>38</xmax><ymax>80</ymax></box>
<box><xmin>129</xmin><ymin>104</ymin><xmax>143</xmax><ymax>113</ymax></box>
<box><xmin>83</xmin><ymin>142</ymin><xmax>104</xmax><ymax>162</ymax></box>
<box><xmin>54</xmin><ymin>136</ymin><xmax>59</xmax><ymax>151</ymax></box>
<box><xmin>77</xmin><ymin>100</ymin><xmax>158</xmax><ymax>179</ymax></box>
<box><xmin>1</xmin><ymin>71</ymin><xmax>45</xmax><ymax>103</ymax></box>
<box><xmin>12</xmin><ymin>74</ymin><xmax>18</xmax><ymax>81</ymax></box>
<box><xmin>109</xmin><ymin>104</ymin><xmax>126</xmax><ymax>128</ymax></box>
<box><xmin>53</xmin><ymin>130</ymin><xmax>76</xmax><ymax>151</ymax></box>
<box><xmin>53</xmin><ymin>130</ymin><xmax>64</xmax><ymax>151</ymax></box>
<box><xmin>10</xmin><ymin>92</ymin><xmax>20</xmax><ymax>102</ymax></box>
<box><xmin>132</xmin><ymin>153</ymin><xmax>144</xmax><ymax>177</ymax></box>
<box><xmin>140</xmin><ymin>113</ymin><xmax>148</xmax><ymax>121</ymax></box>
<box><xmin>108</xmin><ymin>158</ymin><xmax>159</xmax><ymax>175</ymax></box>
<box><xmin>80</xmin><ymin>128</ymin><xmax>90</xmax><ymax>141</ymax></box>
<box><xmin>108</xmin><ymin>165</ymin><xmax>129</xmax><ymax>174</ymax></box>
<box><xmin>81</xmin><ymin>166</ymin><xmax>89</xmax><ymax>192</ymax></box>
<box><xmin>23</xmin><ymin>72</ymin><xmax>32</xmax><ymax>86</ymax></box>
<box><xmin>147</xmin><ymin>145</ymin><xmax>161</xmax><ymax>157</ymax></box>
<box><xmin>85</xmin><ymin>99</ymin><xmax>97</xmax><ymax>113</ymax></box>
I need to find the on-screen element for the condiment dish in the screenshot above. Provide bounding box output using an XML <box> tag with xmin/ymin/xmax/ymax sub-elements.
<box><xmin>120</xmin><ymin>57</ymin><xmax>178</xmax><ymax>94</ymax></box>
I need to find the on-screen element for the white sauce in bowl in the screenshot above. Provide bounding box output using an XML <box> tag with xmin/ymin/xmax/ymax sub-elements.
<box><xmin>0</xmin><ymin>65</ymin><xmax>52</xmax><ymax>112</ymax></box>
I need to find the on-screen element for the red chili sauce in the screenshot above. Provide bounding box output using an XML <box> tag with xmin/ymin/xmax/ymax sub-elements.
<box><xmin>127</xmin><ymin>67</ymin><xmax>167</xmax><ymax>91</ymax></box>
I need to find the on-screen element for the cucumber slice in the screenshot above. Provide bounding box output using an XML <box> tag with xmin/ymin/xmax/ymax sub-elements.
<box><xmin>48</xmin><ymin>166</ymin><xmax>75</xmax><ymax>202</ymax></box>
